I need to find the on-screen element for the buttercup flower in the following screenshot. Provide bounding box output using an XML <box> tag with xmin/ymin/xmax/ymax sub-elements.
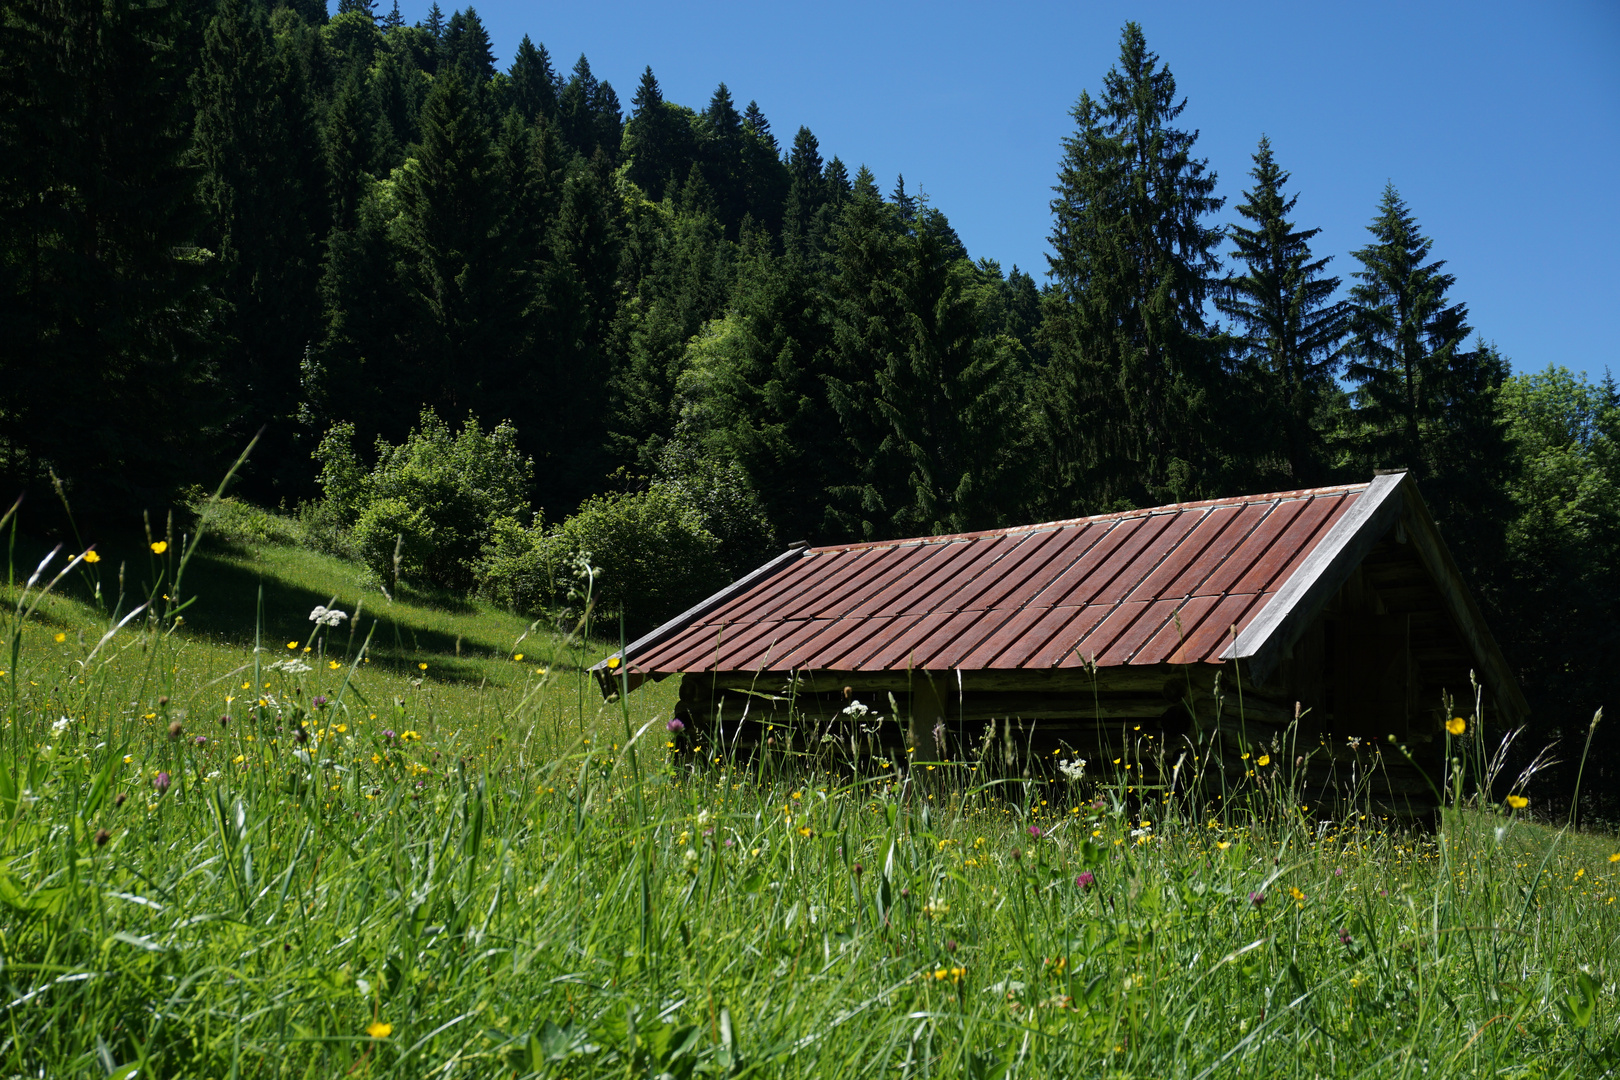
<box><xmin>1506</xmin><ymin>795</ymin><xmax>1528</xmax><ymax>810</ymax></box>
<box><xmin>150</xmin><ymin>541</ymin><xmax>168</xmax><ymax>554</ymax></box>
<box><xmin>366</xmin><ymin>1021</ymin><xmax>392</xmax><ymax>1038</ymax></box>
<box><xmin>1447</xmin><ymin>717</ymin><xmax>1467</xmax><ymax>736</ymax></box>
<box><xmin>83</xmin><ymin>550</ymin><xmax>100</xmax><ymax>564</ymax></box>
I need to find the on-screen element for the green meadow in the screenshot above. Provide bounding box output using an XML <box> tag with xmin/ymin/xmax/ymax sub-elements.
<box><xmin>1</xmin><ymin>508</ymin><xmax>1616</xmax><ymax>1078</ymax></box>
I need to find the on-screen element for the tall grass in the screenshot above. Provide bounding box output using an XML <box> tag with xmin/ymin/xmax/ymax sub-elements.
<box><xmin>1</xmin><ymin>513</ymin><xmax>1617</xmax><ymax>1077</ymax></box>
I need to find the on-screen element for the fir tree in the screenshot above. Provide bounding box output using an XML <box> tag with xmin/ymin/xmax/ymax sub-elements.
<box><xmin>508</xmin><ymin>35</ymin><xmax>558</xmax><ymax>122</ymax></box>
<box><xmin>699</xmin><ymin>82</ymin><xmax>748</xmax><ymax>231</ymax></box>
<box><xmin>192</xmin><ymin>0</ymin><xmax>328</xmax><ymax>494</ymax></box>
<box><xmin>380</xmin><ymin>0</ymin><xmax>403</xmax><ymax>31</ymax></box>
<box><xmin>1216</xmin><ymin>136</ymin><xmax>1349</xmax><ymax>485</ymax></box>
<box><xmin>743</xmin><ymin>100</ymin><xmax>776</xmax><ymax>153</ymax></box>
<box><xmin>1039</xmin><ymin>22</ymin><xmax>1227</xmax><ymax>512</ymax></box>
<box><xmin>1346</xmin><ymin>184</ymin><xmax>1512</xmax><ymax>571</ymax></box>
<box><xmin>889</xmin><ymin>174</ymin><xmax>916</xmax><ymax>222</ymax></box>
<box><xmin>441</xmin><ymin>7</ymin><xmax>495</xmax><ymax>84</ymax></box>
<box><xmin>0</xmin><ymin>0</ymin><xmax>220</xmax><ymax>508</ymax></box>
<box><xmin>336</xmin><ymin>0</ymin><xmax>376</xmax><ymax>19</ymax></box>
<box><xmin>421</xmin><ymin>2</ymin><xmax>444</xmax><ymax>39</ymax></box>
<box><xmin>325</xmin><ymin>63</ymin><xmax>380</xmax><ymax>229</ymax></box>
<box><xmin>395</xmin><ymin>67</ymin><xmax>506</xmax><ymax>418</ymax></box>
<box><xmin>624</xmin><ymin>66</ymin><xmax>696</xmax><ymax>202</ymax></box>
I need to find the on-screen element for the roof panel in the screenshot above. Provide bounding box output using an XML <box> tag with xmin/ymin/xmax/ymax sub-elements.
<box><xmin>612</xmin><ymin>482</ymin><xmax>1371</xmax><ymax>678</ymax></box>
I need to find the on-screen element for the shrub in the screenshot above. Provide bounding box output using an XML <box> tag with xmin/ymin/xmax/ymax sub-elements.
<box><xmin>314</xmin><ymin>410</ymin><xmax>532</xmax><ymax>591</ymax></box>
<box><xmin>474</xmin><ymin>513</ymin><xmax>564</xmax><ymax>614</ymax></box>
<box><xmin>547</xmin><ymin>484</ymin><xmax>722</xmax><ymax>634</ymax></box>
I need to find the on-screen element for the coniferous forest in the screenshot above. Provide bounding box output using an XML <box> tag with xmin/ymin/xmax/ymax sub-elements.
<box><xmin>1</xmin><ymin>3</ymin><xmax>1617</xmax><ymax>811</ymax></box>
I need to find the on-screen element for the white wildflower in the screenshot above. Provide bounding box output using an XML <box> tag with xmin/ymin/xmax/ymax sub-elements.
<box><xmin>309</xmin><ymin>606</ymin><xmax>349</xmax><ymax>628</ymax></box>
<box><xmin>269</xmin><ymin>659</ymin><xmax>313</xmax><ymax>675</ymax></box>
<box><xmin>841</xmin><ymin>700</ymin><xmax>871</xmax><ymax>718</ymax></box>
<box><xmin>1058</xmin><ymin>757</ymin><xmax>1086</xmax><ymax>782</ymax></box>
<box><xmin>51</xmin><ymin>716</ymin><xmax>72</xmax><ymax>735</ymax></box>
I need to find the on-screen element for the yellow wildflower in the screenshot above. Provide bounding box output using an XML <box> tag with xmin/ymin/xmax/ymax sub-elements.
<box><xmin>365</xmin><ymin>1021</ymin><xmax>392</xmax><ymax>1039</ymax></box>
<box><xmin>606</xmin><ymin>655</ymin><xmax>621</xmax><ymax>669</ymax></box>
<box><xmin>1447</xmin><ymin>717</ymin><xmax>1467</xmax><ymax>736</ymax></box>
<box><xmin>53</xmin><ymin>632</ymin><xmax>65</xmax><ymax>643</ymax></box>
<box><xmin>417</xmin><ymin>662</ymin><xmax>428</xmax><ymax>671</ymax></box>
<box><xmin>1506</xmin><ymin>795</ymin><xmax>1528</xmax><ymax>810</ymax></box>
<box><xmin>83</xmin><ymin>550</ymin><xmax>101</xmax><ymax>564</ymax></box>
<box><xmin>1608</xmin><ymin>853</ymin><xmax>1620</xmax><ymax>863</ymax></box>
<box><xmin>287</xmin><ymin>641</ymin><xmax>298</xmax><ymax>650</ymax></box>
<box><xmin>513</xmin><ymin>653</ymin><xmax>523</xmax><ymax>661</ymax></box>
<box><xmin>1257</xmin><ymin>755</ymin><xmax>1271</xmax><ymax>767</ymax></box>
<box><xmin>328</xmin><ymin>660</ymin><xmax>341</xmax><ymax>670</ymax></box>
<box><xmin>150</xmin><ymin>541</ymin><xmax>168</xmax><ymax>554</ymax></box>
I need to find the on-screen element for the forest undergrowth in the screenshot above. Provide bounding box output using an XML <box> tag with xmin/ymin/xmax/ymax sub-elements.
<box><xmin>1</xmin><ymin>500</ymin><xmax>1617</xmax><ymax>1079</ymax></box>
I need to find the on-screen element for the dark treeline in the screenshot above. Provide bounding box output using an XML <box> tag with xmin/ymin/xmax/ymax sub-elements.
<box><xmin>1</xmin><ymin>8</ymin><xmax>1616</xmax><ymax>813</ymax></box>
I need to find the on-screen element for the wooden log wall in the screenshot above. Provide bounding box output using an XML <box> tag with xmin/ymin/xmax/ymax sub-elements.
<box><xmin>675</xmin><ymin>663</ymin><xmax>1441</xmax><ymax>825</ymax></box>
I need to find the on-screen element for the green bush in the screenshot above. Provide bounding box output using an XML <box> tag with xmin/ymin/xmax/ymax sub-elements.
<box><xmin>314</xmin><ymin>411</ymin><xmax>532</xmax><ymax>592</ymax></box>
<box><xmin>474</xmin><ymin>512</ymin><xmax>565</xmax><ymax>614</ymax></box>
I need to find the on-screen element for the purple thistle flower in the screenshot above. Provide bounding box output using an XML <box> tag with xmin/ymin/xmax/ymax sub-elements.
<box><xmin>667</xmin><ymin>717</ymin><xmax>685</xmax><ymax>733</ymax></box>
<box><xmin>382</xmin><ymin>729</ymin><xmax>396</xmax><ymax>740</ymax></box>
<box><xmin>1076</xmin><ymin>871</ymin><xmax>1095</xmax><ymax>891</ymax></box>
<box><xmin>193</xmin><ymin>735</ymin><xmax>207</xmax><ymax>746</ymax></box>
<box><xmin>154</xmin><ymin>771</ymin><xmax>171</xmax><ymax>796</ymax></box>
<box><xmin>1027</xmin><ymin>824</ymin><xmax>1044</xmax><ymax>840</ymax></box>
<box><xmin>1338</xmin><ymin>926</ymin><xmax>1353</xmax><ymax>947</ymax></box>
<box><xmin>312</xmin><ymin>695</ymin><xmax>328</xmax><ymax>708</ymax></box>
<box><xmin>1249</xmin><ymin>891</ymin><xmax>1266</xmax><ymax>909</ymax></box>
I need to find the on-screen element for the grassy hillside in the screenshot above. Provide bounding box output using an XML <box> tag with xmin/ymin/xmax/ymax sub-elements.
<box><xmin>1</xmin><ymin>511</ymin><xmax>1617</xmax><ymax>1077</ymax></box>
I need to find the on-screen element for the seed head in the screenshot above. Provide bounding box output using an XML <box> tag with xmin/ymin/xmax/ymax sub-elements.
<box><xmin>114</xmin><ymin>792</ymin><xmax>127</xmax><ymax>808</ymax></box>
<box><xmin>219</xmin><ymin>714</ymin><xmax>231</xmax><ymax>726</ymax></box>
<box><xmin>167</xmin><ymin>720</ymin><xmax>183</xmax><ymax>740</ymax></box>
<box><xmin>93</xmin><ymin>828</ymin><xmax>111</xmax><ymax>847</ymax></box>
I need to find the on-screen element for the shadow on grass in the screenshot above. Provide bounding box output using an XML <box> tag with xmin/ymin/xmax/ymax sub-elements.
<box><xmin>11</xmin><ymin>529</ymin><xmax>584</xmax><ymax>685</ymax></box>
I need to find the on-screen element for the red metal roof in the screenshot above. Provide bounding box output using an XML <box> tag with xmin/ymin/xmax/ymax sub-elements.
<box><xmin>617</xmin><ymin>482</ymin><xmax>1370</xmax><ymax>677</ymax></box>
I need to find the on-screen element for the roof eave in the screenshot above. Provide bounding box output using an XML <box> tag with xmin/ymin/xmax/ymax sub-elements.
<box><xmin>591</xmin><ymin>543</ymin><xmax>808</xmax><ymax>699</ymax></box>
<box><xmin>1225</xmin><ymin>471</ymin><xmax>1528</xmax><ymax>723</ymax></box>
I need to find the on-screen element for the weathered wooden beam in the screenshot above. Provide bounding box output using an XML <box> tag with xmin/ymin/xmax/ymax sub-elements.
<box><xmin>687</xmin><ymin>665</ymin><xmax>1216</xmax><ymax>697</ymax></box>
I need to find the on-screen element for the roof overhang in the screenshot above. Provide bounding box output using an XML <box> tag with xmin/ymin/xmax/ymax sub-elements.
<box><xmin>1224</xmin><ymin>470</ymin><xmax>1528</xmax><ymax>723</ymax></box>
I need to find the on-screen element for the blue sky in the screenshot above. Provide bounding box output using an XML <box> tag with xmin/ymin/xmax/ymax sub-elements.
<box><xmin>376</xmin><ymin>0</ymin><xmax>1618</xmax><ymax>378</ymax></box>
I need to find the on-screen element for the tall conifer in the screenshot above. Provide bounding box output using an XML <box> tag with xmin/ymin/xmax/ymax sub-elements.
<box><xmin>1039</xmin><ymin>22</ymin><xmax>1226</xmax><ymax>512</ymax></box>
<box><xmin>1217</xmin><ymin>136</ymin><xmax>1348</xmax><ymax>484</ymax></box>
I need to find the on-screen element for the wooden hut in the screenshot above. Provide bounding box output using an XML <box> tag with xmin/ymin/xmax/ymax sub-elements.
<box><xmin>592</xmin><ymin>471</ymin><xmax>1526</xmax><ymax>821</ymax></box>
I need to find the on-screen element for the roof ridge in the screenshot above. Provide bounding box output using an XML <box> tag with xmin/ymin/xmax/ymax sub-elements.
<box><xmin>808</xmin><ymin>481</ymin><xmax>1373</xmax><ymax>554</ymax></box>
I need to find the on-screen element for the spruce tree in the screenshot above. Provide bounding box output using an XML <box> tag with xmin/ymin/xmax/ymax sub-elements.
<box><xmin>624</xmin><ymin>67</ymin><xmax>696</xmax><ymax>202</ymax></box>
<box><xmin>1346</xmin><ymin>184</ymin><xmax>1512</xmax><ymax>571</ymax></box>
<box><xmin>380</xmin><ymin>0</ymin><xmax>403</xmax><ymax>31</ymax></box>
<box><xmin>0</xmin><ymin>0</ymin><xmax>220</xmax><ymax>509</ymax></box>
<box><xmin>699</xmin><ymin>83</ymin><xmax>748</xmax><ymax>232</ymax></box>
<box><xmin>441</xmin><ymin>6</ymin><xmax>495</xmax><ymax>84</ymax></box>
<box><xmin>325</xmin><ymin>63</ymin><xmax>380</xmax><ymax>229</ymax></box>
<box><xmin>508</xmin><ymin>35</ymin><xmax>558</xmax><ymax>122</ymax></box>
<box><xmin>1216</xmin><ymin>136</ymin><xmax>1349</xmax><ymax>485</ymax></box>
<box><xmin>395</xmin><ymin>67</ymin><xmax>506</xmax><ymax>418</ymax></box>
<box><xmin>421</xmin><ymin>2</ymin><xmax>444</xmax><ymax>39</ymax></box>
<box><xmin>193</xmin><ymin>0</ymin><xmax>328</xmax><ymax>495</ymax></box>
<box><xmin>1039</xmin><ymin>22</ymin><xmax>1227</xmax><ymax>513</ymax></box>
